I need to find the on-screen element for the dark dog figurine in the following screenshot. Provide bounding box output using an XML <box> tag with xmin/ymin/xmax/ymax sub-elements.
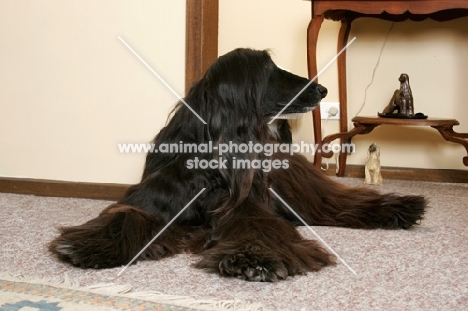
<box><xmin>49</xmin><ymin>49</ymin><xmax>426</xmax><ymax>282</ymax></box>
<box><xmin>382</xmin><ymin>73</ymin><xmax>414</xmax><ymax>116</ymax></box>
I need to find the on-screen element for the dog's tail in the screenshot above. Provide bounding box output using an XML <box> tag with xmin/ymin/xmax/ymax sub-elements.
<box><xmin>270</xmin><ymin>154</ymin><xmax>426</xmax><ymax>229</ymax></box>
<box><xmin>48</xmin><ymin>204</ymin><xmax>184</xmax><ymax>268</ymax></box>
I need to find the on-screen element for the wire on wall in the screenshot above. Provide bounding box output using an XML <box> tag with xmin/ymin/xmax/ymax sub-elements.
<box><xmin>354</xmin><ymin>22</ymin><xmax>395</xmax><ymax>117</ymax></box>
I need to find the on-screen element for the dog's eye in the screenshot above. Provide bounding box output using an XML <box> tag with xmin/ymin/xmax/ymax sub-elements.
<box><xmin>264</xmin><ymin>60</ymin><xmax>276</xmax><ymax>71</ymax></box>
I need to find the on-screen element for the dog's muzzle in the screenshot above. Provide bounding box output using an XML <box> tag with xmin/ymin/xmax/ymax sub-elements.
<box><xmin>275</xmin><ymin>106</ymin><xmax>317</xmax><ymax>120</ymax></box>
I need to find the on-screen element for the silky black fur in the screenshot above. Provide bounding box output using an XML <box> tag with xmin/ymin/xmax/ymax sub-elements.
<box><xmin>49</xmin><ymin>48</ymin><xmax>426</xmax><ymax>281</ymax></box>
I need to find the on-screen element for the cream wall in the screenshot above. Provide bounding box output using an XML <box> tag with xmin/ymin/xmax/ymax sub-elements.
<box><xmin>219</xmin><ymin>0</ymin><xmax>468</xmax><ymax>172</ymax></box>
<box><xmin>0</xmin><ymin>1</ymin><xmax>186</xmax><ymax>184</ymax></box>
<box><xmin>1</xmin><ymin>1</ymin><xmax>466</xmax><ymax>186</ymax></box>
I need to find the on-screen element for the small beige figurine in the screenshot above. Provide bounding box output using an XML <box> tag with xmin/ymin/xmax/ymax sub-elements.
<box><xmin>365</xmin><ymin>143</ymin><xmax>383</xmax><ymax>185</ymax></box>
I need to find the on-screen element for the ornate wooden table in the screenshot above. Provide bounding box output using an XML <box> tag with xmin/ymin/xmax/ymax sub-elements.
<box><xmin>306</xmin><ymin>0</ymin><xmax>468</xmax><ymax>176</ymax></box>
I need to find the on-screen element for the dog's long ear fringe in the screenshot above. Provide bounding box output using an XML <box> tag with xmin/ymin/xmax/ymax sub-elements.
<box><xmin>197</xmin><ymin>49</ymin><xmax>274</xmax><ymax>212</ymax></box>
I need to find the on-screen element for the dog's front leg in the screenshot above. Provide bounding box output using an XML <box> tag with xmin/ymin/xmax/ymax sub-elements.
<box><xmin>193</xmin><ymin>198</ymin><xmax>335</xmax><ymax>282</ymax></box>
<box><xmin>49</xmin><ymin>174</ymin><xmax>202</xmax><ymax>269</ymax></box>
<box><xmin>48</xmin><ymin>204</ymin><xmax>185</xmax><ymax>268</ymax></box>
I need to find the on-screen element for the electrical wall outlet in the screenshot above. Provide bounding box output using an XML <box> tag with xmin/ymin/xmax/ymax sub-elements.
<box><xmin>320</xmin><ymin>102</ymin><xmax>340</xmax><ymax>120</ymax></box>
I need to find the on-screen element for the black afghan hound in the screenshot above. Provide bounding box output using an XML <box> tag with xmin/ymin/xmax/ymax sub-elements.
<box><xmin>49</xmin><ymin>48</ymin><xmax>426</xmax><ymax>282</ymax></box>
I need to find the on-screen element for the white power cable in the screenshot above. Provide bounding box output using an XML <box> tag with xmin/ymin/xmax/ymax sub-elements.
<box><xmin>354</xmin><ymin>22</ymin><xmax>395</xmax><ymax>117</ymax></box>
<box><xmin>321</xmin><ymin>106</ymin><xmax>339</xmax><ymax>171</ymax></box>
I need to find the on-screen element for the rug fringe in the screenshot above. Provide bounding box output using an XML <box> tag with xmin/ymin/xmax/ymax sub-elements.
<box><xmin>125</xmin><ymin>291</ymin><xmax>266</xmax><ymax>311</ymax></box>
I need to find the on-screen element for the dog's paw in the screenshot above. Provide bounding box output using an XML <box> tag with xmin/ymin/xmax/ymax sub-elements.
<box><xmin>49</xmin><ymin>228</ymin><xmax>126</xmax><ymax>269</ymax></box>
<box><xmin>218</xmin><ymin>243</ymin><xmax>288</xmax><ymax>282</ymax></box>
<box><xmin>49</xmin><ymin>232</ymin><xmax>176</xmax><ymax>269</ymax></box>
<box><xmin>379</xmin><ymin>194</ymin><xmax>426</xmax><ymax>229</ymax></box>
<box><xmin>49</xmin><ymin>209</ymin><xmax>186</xmax><ymax>269</ymax></box>
<box><xmin>48</xmin><ymin>211</ymin><xmax>143</xmax><ymax>269</ymax></box>
<box><xmin>50</xmin><ymin>241</ymin><xmax>100</xmax><ymax>269</ymax></box>
<box><xmin>194</xmin><ymin>239</ymin><xmax>334</xmax><ymax>282</ymax></box>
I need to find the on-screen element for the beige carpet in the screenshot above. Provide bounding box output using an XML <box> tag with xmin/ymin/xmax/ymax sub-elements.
<box><xmin>0</xmin><ymin>177</ymin><xmax>467</xmax><ymax>310</ymax></box>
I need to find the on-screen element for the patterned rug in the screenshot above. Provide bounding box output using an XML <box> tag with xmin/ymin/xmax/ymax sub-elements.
<box><xmin>0</xmin><ymin>275</ymin><xmax>264</xmax><ymax>311</ymax></box>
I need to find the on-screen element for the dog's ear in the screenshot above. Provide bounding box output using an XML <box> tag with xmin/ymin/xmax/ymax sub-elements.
<box><xmin>191</xmin><ymin>49</ymin><xmax>273</xmax><ymax>209</ymax></box>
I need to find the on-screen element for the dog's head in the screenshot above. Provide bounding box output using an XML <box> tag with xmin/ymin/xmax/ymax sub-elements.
<box><xmin>398</xmin><ymin>73</ymin><xmax>409</xmax><ymax>83</ymax></box>
<box><xmin>368</xmin><ymin>143</ymin><xmax>378</xmax><ymax>153</ymax></box>
<box><xmin>197</xmin><ymin>48</ymin><xmax>327</xmax><ymax>122</ymax></box>
<box><xmin>262</xmin><ymin>59</ymin><xmax>327</xmax><ymax>120</ymax></box>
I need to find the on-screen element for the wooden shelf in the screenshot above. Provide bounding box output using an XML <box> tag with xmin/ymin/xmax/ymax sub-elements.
<box><xmin>320</xmin><ymin>116</ymin><xmax>468</xmax><ymax>175</ymax></box>
<box><xmin>352</xmin><ymin>116</ymin><xmax>459</xmax><ymax>127</ymax></box>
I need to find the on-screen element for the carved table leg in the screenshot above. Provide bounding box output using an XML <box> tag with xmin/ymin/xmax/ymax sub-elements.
<box><xmin>307</xmin><ymin>14</ymin><xmax>325</xmax><ymax>169</ymax></box>
<box><xmin>336</xmin><ymin>19</ymin><xmax>352</xmax><ymax>176</ymax></box>
<box><xmin>433</xmin><ymin>126</ymin><xmax>468</xmax><ymax>166</ymax></box>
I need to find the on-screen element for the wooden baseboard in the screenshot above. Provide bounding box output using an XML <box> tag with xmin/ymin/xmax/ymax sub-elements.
<box><xmin>0</xmin><ymin>177</ymin><xmax>130</xmax><ymax>201</ymax></box>
<box><xmin>0</xmin><ymin>167</ymin><xmax>466</xmax><ymax>201</ymax></box>
<box><xmin>322</xmin><ymin>165</ymin><xmax>468</xmax><ymax>183</ymax></box>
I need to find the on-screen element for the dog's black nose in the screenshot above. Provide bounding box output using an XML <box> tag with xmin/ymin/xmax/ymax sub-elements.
<box><xmin>318</xmin><ymin>85</ymin><xmax>328</xmax><ymax>98</ymax></box>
